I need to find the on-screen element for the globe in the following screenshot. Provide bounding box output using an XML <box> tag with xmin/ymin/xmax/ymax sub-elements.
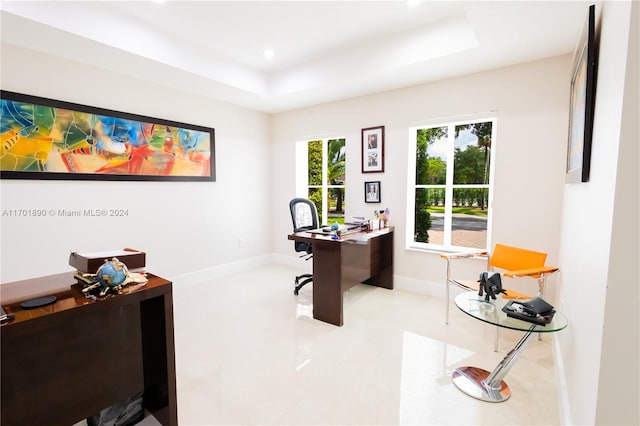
<box><xmin>96</xmin><ymin>259</ymin><xmax>127</xmax><ymax>288</ymax></box>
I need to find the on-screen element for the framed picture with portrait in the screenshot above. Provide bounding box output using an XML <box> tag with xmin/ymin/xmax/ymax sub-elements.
<box><xmin>361</xmin><ymin>125</ymin><xmax>384</xmax><ymax>173</ymax></box>
<box><xmin>365</xmin><ymin>181</ymin><xmax>381</xmax><ymax>203</ymax></box>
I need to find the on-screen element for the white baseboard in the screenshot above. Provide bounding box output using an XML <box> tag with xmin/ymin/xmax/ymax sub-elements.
<box><xmin>552</xmin><ymin>335</ymin><xmax>572</xmax><ymax>425</ymax></box>
<box><xmin>169</xmin><ymin>258</ymin><xmax>444</xmax><ymax>296</ymax></box>
<box><xmin>270</xmin><ymin>253</ymin><xmax>313</xmax><ymax>271</ymax></box>
<box><xmin>271</xmin><ymin>254</ymin><xmax>445</xmax><ymax>299</ymax></box>
<box><xmin>168</xmin><ymin>255</ymin><xmax>272</xmax><ymax>289</ymax></box>
<box><xmin>394</xmin><ymin>275</ymin><xmax>444</xmax><ymax>298</ymax></box>
<box><xmin>170</xmin><ymin>255</ymin><xmax>443</xmax><ymax>295</ymax></box>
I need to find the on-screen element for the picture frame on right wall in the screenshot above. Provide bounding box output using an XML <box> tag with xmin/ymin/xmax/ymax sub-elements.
<box><xmin>362</xmin><ymin>125</ymin><xmax>384</xmax><ymax>173</ymax></box>
<box><xmin>566</xmin><ymin>4</ymin><xmax>598</xmax><ymax>183</ymax></box>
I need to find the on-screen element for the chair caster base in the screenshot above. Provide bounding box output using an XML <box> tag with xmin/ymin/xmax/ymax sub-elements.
<box><xmin>293</xmin><ymin>274</ymin><xmax>312</xmax><ymax>296</ymax></box>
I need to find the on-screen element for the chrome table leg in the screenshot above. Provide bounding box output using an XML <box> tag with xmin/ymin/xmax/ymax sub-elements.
<box><xmin>451</xmin><ymin>324</ymin><xmax>536</xmax><ymax>402</ymax></box>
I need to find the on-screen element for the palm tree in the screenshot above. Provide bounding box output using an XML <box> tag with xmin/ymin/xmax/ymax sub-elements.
<box><xmin>327</xmin><ymin>139</ymin><xmax>346</xmax><ymax>213</ymax></box>
<box><xmin>456</xmin><ymin>122</ymin><xmax>492</xmax><ymax>209</ymax></box>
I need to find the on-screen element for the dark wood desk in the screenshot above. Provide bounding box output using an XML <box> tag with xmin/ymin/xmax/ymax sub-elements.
<box><xmin>288</xmin><ymin>227</ymin><xmax>394</xmax><ymax>326</ymax></box>
<box><xmin>1</xmin><ymin>272</ymin><xmax>177</xmax><ymax>426</ymax></box>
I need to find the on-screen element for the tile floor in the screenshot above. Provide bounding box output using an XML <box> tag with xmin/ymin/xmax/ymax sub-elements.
<box><xmin>172</xmin><ymin>264</ymin><xmax>562</xmax><ymax>425</ymax></box>
<box><xmin>77</xmin><ymin>263</ymin><xmax>562</xmax><ymax>425</ymax></box>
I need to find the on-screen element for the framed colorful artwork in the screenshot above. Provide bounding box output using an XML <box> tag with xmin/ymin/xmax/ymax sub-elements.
<box><xmin>361</xmin><ymin>125</ymin><xmax>384</xmax><ymax>173</ymax></box>
<box><xmin>0</xmin><ymin>91</ymin><xmax>215</xmax><ymax>181</ymax></box>
<box><xmin>566</xmin><ymin>4</ymin><xmax>597</xmax><ymax>183</ymax></box>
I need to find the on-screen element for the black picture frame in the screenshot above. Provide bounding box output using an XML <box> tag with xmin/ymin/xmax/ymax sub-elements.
<box><xmin>361</xmin><ymin>125</ymin><xmax>384</xmax><ymax>173</ymax></box>
<box><xmin>566</xmin><ymin>4</ymin><xmax>598</xmax><ymax>183</ymax></box>
<box><xmin>0</xmin><ymin>90</ymin><xmax>215</xmax><ymax>181</ymax></box>
<box><xmin>365</xmin><ymin>181</ymin><xmax>381</xmax><ymax>203</ymax></box>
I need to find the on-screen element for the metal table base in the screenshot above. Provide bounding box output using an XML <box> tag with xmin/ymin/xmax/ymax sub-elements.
<box><xmin>452</xmin><ymin>323</ymin><xmax>536</xmax><ymax>402</ymax></box>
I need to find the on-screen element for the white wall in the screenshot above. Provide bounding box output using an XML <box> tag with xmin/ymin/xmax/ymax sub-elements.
<box><xmin>0</xmin><ymin>44</ymin><xmax>272</xmax><ymax>283</ymax></box>
<box><xmin>271</xmin><ymin>55</ymin><xmax>570</xmax><ymax>299</ymax></box>
<box><xmin>557</xmin><ymin>1</ymin><xmax>639</xmax><ymax>425</ymax></box>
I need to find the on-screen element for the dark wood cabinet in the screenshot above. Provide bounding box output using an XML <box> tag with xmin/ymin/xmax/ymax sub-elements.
<box><xmin>1</xmin><ymin>272</ymin><xmax>177</xmax><ymax>426</ymax></box>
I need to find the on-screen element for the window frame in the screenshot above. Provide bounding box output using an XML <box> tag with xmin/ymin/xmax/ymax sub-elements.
<box><xmin>296</xmin><ymin>137</ymin><xmax>346</xmax><ymax>225</ymax></box>
<box><xmin>406</xmin><ymin>115</ymin><xmax>497</xmax><ymax>253</ymax></box>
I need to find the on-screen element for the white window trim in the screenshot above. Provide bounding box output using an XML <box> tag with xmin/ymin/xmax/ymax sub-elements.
<box><xmin>406</xmin><ymin>115</ymin><xmax>497</xmax><ymax>253</ymax></box>
<box><xmin>296</xmin><ymin>137</ymin><xmax>346</xmax><ymax>225</ymax></box>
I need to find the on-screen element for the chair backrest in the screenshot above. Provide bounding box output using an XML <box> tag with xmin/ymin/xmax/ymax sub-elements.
<box><xmin>489</xmin><ymin>243</ymin><xmax>547</xmax><ymax>272</ymax></box>
<box><xmin>289</xmin><ymin>198</ymin><xmax>319</xmax><ymax>254</ymax></box>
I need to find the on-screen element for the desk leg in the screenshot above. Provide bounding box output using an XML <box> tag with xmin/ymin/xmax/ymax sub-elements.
<box><xmin>363</xmin><ymin>231</ymin><xmax>394</xmax><ymax>289</ymax></box>
<box><xmin>451</xmin><ymin>324</ymin><xmax>536</xmax><ymax>402</ymax></box>
<box><xmin>312</xmin><ymin>243</ymin><xmax>343</xmax><ymax>326</ymax></box>
<box><xmin>140</xmin><ymin>294</ymin><xmax>178</xmax><ymax>425</ymax></box>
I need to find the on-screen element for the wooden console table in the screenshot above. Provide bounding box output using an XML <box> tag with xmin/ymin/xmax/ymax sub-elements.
<box><xmin>0</xmin><ymin>272</ymin><xmax>177</xmax><ymax>426</ymax></box>
<box><xmin>288</xmin><ymin>227</ymin><xmax>394</xmax><ymax>326</ymax></box>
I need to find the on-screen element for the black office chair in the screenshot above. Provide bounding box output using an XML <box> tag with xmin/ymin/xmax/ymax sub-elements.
<box><xmin>289</xmin><ymin>197</ymin><xmax>319</xmax><ymax>295</ymax></box>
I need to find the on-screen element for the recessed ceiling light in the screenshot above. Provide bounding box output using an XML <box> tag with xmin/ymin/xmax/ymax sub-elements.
<box><xmin>407</xmin><ymin>0</ymin><xmax>421</xmax><ymax>7</ymax></box>
<box><xmin>263</xmin><ymin>49</ymin><xmax>275</xmax><ymax>59</ymax></box>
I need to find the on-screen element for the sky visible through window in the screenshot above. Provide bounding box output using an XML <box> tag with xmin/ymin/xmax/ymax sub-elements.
<box><xmin>428</xmin><ymin>128</ymin><xmax>477</xmax><ymax>160</ymax></box>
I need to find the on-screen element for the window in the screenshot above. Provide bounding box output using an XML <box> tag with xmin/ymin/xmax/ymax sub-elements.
<box><xmin>297</xmin><ymin>138</ymin><xmax>346</xmax><ymax>225</ymax></box>
<box><xmin>406</xmin><ymin>117</ymin><xmax>495</xmax><ymax>251</ymax></box>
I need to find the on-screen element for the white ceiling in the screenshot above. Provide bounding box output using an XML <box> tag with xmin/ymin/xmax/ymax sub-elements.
<box><xmin>0</xmin><ymin>1</ymin><xmax>594</xmax><ymax>113</ymax></box>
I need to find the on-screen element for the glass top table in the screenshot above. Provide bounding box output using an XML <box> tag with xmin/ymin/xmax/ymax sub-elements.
<box><xmin>451</xmin><ymin>291</ymin><xmax>568</xmax><ymax>402</ymax></box>
<box><xmin>455</xmin><ymin>291</ymin><xmax>568</xmax><ymax>333</ymax></box>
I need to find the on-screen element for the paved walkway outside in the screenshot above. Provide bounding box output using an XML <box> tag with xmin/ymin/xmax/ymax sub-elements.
<box><xmin>428</xmin><ymin>229</ymin><xmax>487</xmax><ymax>249</ymax></box>
<box><xmin>428</xmin><ymin>212</ymin><xmax>487</xmax><ymax>248</ymax></box>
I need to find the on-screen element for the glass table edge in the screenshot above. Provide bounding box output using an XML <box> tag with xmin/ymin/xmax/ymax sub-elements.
<box><xmin>454</xmin><ymin>291</ymin><xmax>568</xmax><ymax>333</ymax></box>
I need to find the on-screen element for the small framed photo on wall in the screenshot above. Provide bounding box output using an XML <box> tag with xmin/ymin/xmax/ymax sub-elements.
<box><xmin>361</xmin><ymin>125</ymin><xmax>384</xmax><ymax>173</ymax></box>
<box><xmin>365</xmin><ymin>181</ymin><xmax>381</xmax><ymax>203</ymax></box>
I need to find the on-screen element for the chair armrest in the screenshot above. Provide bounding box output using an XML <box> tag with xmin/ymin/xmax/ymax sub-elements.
<box><xmin>504</xmin><ymin>266</ymin><xmax>559</xmax><ymax>278</ymax></box>
<box><xmin>440</xmin><ymin>251</ymin><xmax>488</xmax><ymax>260</ymax></box>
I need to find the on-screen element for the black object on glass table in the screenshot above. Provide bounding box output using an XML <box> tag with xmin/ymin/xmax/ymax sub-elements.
<box><xmin>502</xmin><ymin>297</ymin><xmax>556</xmax><ymax>326</ymax></box>
<box><xmin>477</xmin><ymin>271</ymin><xmax>506</xmax><ymax>301</ymax></box>
<box><xmin>522</xmin><ymin>296</ymin><xmax>555</xmax><ymax>314</ymax></box>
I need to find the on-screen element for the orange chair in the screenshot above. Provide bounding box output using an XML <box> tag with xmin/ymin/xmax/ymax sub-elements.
<box><xmin>441</xmin><ymin>244</ymin><xmax>559</xmax><ymax>349</ymax></box>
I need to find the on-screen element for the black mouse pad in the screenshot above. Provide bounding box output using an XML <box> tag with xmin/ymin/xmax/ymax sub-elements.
<box><xmin>21</xmin><ymin>295</ymin><xmax>57</xmax><ymax>309</ymax></box>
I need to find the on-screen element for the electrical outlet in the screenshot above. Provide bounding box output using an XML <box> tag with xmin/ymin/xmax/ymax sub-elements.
<box><xmin>238</xmin><ymin>238</ymin><xmax>246</xmax><ymax>248</ymax></box>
